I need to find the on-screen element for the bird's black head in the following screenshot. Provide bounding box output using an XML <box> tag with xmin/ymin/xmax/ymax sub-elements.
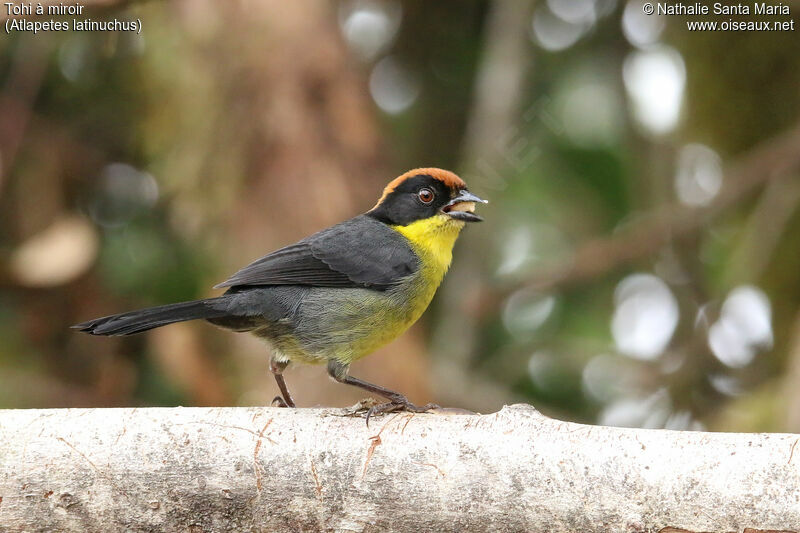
<box><xmin>367</xmin><ymin>168</ymin><xmax>486</xmax><ymax>226</ymax></box>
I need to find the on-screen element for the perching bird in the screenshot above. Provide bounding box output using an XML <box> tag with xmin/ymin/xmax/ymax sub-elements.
<box><xmin>74</xmin><ymin>168</ymin><xmax>486</xmax><ymax>418</ymax></box>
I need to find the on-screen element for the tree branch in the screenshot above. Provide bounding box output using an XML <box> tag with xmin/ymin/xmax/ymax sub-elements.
<box><xmin>1</xmin><ymin>405</ymin><xmax>799</xmax><ymax>532</ymax></box>
<box><xmin>522</xmin><ymin>123</ymin><xmax>800</xmax><ymax>292</ymax></box>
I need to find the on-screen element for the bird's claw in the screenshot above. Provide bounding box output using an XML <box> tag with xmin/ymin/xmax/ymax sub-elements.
<box><xmin>271</xmin><ymin>395</ymin><xmax>290</xmax><ymax>408</ymax></box>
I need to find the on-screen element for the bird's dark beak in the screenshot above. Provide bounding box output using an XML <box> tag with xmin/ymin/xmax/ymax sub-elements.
<box><xmin>442</xmin><ymin>190</ymin><xmax>488</xmax><ymax>222</ymax></box>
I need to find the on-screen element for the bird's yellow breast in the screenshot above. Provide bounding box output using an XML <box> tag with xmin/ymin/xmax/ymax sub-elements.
<box><xmin>387</xmin><ymin>214</ymin><xmax>465</xmax><ymax>329</ymax></box>
<box><xmin>329</xmin><ymin>215</ymin><xmax>465</xmax><ymax>364</ymax></box>
<box><xmin>391</xmin><ymin>214</ymin><xmax>464</xmax><ymax>280</ymax></box>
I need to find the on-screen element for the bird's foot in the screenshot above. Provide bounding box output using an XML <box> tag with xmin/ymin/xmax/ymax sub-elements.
<box><xmin>271</xmin><ymin>396</ymin><xmax>295</xmax><ymax>408</ymax></box>
<box><xmin>365</xmin><ymin>395</ymin><xmax>440</xmax><ymax>427</ymax></box>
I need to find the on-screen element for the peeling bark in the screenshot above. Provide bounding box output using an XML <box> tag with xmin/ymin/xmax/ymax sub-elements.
<box><xmin>1</xmin><ymin>404</ymin><xmax>799</xmax><ymax>532</ymax></box>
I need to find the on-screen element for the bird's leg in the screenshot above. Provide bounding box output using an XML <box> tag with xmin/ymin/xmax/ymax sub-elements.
<box><xmin>269</xmin><ymin>356</ymin><xmax>295</xmax><ymax>408</ymax></box>
<box><xmin>327</xmin><ymin>360</ymin><xmax>439</xmax><ymax>425</ymax></box>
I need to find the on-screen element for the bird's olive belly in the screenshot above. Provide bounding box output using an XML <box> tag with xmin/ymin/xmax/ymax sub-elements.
<box><xmin>237</xmin><ymin>275</ymin><xmax>436</xmax><ymax>365</ymax></box>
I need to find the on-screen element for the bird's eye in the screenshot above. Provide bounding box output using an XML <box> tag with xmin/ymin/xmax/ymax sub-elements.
<box><xmin>418</xmin><ymin>188</ymin><xmax>434</xmax><ymax>204</ymax></box>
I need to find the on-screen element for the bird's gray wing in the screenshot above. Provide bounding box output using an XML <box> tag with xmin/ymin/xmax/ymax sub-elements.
<box><xmin>214</xmin><ymin>215</ymin><xmax>419</xmax><ymax>291</ymax></box>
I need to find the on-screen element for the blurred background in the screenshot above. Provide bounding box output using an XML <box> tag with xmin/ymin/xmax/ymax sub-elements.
<box><xmin>1</xmin><ymin>0</ymin><xmax>799</xmax><ymax>432</ymax></box>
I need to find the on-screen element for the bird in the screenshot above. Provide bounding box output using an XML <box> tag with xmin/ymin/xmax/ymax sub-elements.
<box><xmin>74</xmin><ymin>168</ymin><xmax>486</xmax><ymax>419</ymax></box>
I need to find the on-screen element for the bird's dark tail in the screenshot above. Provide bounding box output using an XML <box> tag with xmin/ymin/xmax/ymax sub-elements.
<box><xmin>72</xmin><ymin>297</ymin><xmax>230</xmax><ymax>336</ymax></box>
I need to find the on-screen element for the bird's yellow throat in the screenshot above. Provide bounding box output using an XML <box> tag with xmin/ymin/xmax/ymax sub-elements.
<box><xmin>391</xmin><ymin>214</ymin><xmax>464</xmax><ymax>281</ymax></box>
